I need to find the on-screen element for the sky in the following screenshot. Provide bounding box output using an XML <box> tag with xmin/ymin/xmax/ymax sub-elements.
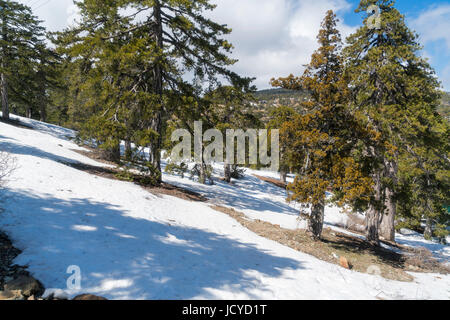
<box><xmin>17</xmin><ymin>0</ymin><xmax>450</xmax><ymax>91</ymax></box>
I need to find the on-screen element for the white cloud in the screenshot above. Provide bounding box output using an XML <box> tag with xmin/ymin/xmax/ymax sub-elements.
<box><xmin>411</xmin><ymin>4</ymin><xmax>450</xmax><ymax>90</ymax></box>
<box><xmin>18</xmin><ymin>0</ymin><xmax>75</xmax><ymax>32</ymax></box>
<box><xmin>19</xmin><ymin>0</ymin><xmax>355</xmax><ymax>89</ymax></box>
<box><xmin>412</xmin><ymin>4</ymin><xmax>450</xmax><ymax>50</ymax></box>
<box><xmin>209</xmin><ymin>0</ymin><xmax>355</xmax><ymax>89</ymax></box>
<box><xmin>67</xmin><ymin>3</ymin><xmax>81</xmax><ymax>27</ymax></box>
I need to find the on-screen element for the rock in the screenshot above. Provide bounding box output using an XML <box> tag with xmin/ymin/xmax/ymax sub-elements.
<box><xmin>408</xmin><ymin>265</ymin><xmax>420</xmax><ymax>271</ymax></box>
<box><xmin>0</xmin><ymin>289</ymin><xmax>24</xmax><ymax>300</ymax></box>
<box><xmin>73</xmin><ymin>294</ymin><xmax>108</xmax><ymax>301</ymax></box>
<box><xmin>4</xmin><ymin>275</ymin><xmax>44</xmax><ymax>298</ymax></box>
<box><xmin>339</xmin><ymin>256</ymin><xmax>351</xmax><ymax>269</ymax></box>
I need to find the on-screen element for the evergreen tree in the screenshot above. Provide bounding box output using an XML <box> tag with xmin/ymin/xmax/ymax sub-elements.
<box><xmin>266</xmin><ymin>106</ymin><xmax>297</xmax><ymax>183</ymax></box>
<box><xmin>203</xmin><ymin>86</ymin><xmax>259</xmax><ymax>183</ymax></box>
<box><xmin>344</xmin><ymin>0</ymin><xmax>446</xmax><ymax>244</ymax></box>
<box><xmin>0</xmin><ymin>0</ymin><xmax>46</xmax><ymax>120</ymax></box>
<box><xmin>56</xmin><ymin>0</ymin><xmax>252</xmax><ymax>181</ymax></box>
<box><xmin>272</xmin><ymin>10</ymin><xmax>372</xmax><ymax>240</ymax></box>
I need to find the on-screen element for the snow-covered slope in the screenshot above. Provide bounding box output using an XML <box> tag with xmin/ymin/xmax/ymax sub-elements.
<box><xmin>0</xmin><ymin>115</ymin><xmax>449</xmax><ymax>300</ymax></box>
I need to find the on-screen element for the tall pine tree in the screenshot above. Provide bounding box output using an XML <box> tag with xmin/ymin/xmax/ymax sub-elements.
<box><xmin>56</xmin><ymin>0</ymin><xmax>252</xmax><ymax>181</ymax></box>
<box><xmin>272</xmin><ymin>11</ymin><xmax>372</xmax><ymax>240</ymax></box>
<box><xmin>344</xmin><ymin>0</ymin><xmax>445</xmax><ymax>244</ymax></box>
<box><xmin>0</xmin><ymin>0</ymin><xmax>46</xmax><ymax>120</ymax></box>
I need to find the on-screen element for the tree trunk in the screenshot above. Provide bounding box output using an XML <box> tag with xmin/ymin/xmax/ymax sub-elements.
<box><xmin>424</xmin><ymin>217</ymin><xmax>433</xmax><ymax>240</ymax></box>
<box><xmin>423</xmin><ymin>175</ymin><xmax>433</xmax><ymax>240</ymax></box>
<box><xmin>40</xmin><ymin>103</ymin><xmax>47</xmax><ymax>122</ymax></box>
<box><xmin>380</xmin><ymin>160</ymin><xmax>397</xmax><ymax>242</ymax></box>
<box><xmin>199</xmin><ymin>163</ymin><xmax>207</xmax><ymax>185</ymax></box>
<box><xmin>124</xmin><ymin>140</ymin><xmax>132</xmax><ymax>160</ymax></box>
<box><xmin>0</xmin><ymin>72</ymin><xmax>9</xmax><ymax>120</ymax></box>
<box><xmin>308</xmin><ymin>200</ymin><xmax>325</xmax><ymax>240</ymax></box>
<box><xmin>366</xmin><ymin>171</ymin><xmax>382</xmax><ymax>245</ymax></box>
<box><xmin>101</xmin><ymin>143</ymin><xmax>121</xmax><ymax>163</ymax></box>
<box><xmin>224</xmin><ymin>163</ymin><xmax>231</xmax><ymax>183</ymax></box>
<box><xmin>26</xmin><ymin>107</ymin><xmax>32</xmax><ymax>119</ymax></box>
<box><xmin>150</xmin><ymin>0</ymin><xmax>164</xmax><ymax>184</ymax></box>
<box><xmin>380</xmin><ymin>186</ymin><xmax>396</xmax><ymax>241</ymax></box>
<box><xmin>1</xmin><ymin>9</ymin><xmax>8</xmax><ymax>121</ymax></box>
<box><xmin>280</xmin><ymin>170</ymin><xmax>287</xmax><ymax>184</ymax></box>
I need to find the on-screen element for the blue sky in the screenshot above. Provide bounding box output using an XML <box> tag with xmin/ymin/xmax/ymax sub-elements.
<box><xmin>342</xmin><ymin>1</ymin><xmax>450</xmax><ymax>91</ymax></box>
<box><xmin>342</xmin><ymin>0</ymin><xmax>437</xmax><ymax>25</ymax></box>
<box><xmin>18</xmin><ymin>0</ymin><xmax>450</xmax><ymax>91</ymax></box>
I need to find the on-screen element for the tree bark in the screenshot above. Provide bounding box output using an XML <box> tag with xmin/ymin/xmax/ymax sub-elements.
<box><xmin>380</xmin><ymin>186</ymin><xmax>396</xmax><ymax>241</ymax></box>
<box><xmin>224</xmin><ymin>163</ymin><xmax>231</xmax><ymax>183</ymax></box>
<box><xmin>101</xmin><ymin>143</ymin><xmax>121</xmax><ymax>163</ymax></box>
<box><xmin>199</xmin><ymin>163</ymin><xmax>207</xmax><ymax>185</ymax></box>
<box><xmin>424</xmin><ymin>217</ymin><xmax>433</xmax><ymax>240</ymax></box>
<box><xmin>1</xmin><ymin>9</ymin><xmax>9</xmax><ymax>121</ymax></box>
<box><xmin>150</xmin><ymin>0</ymin><xmax>164</xmax><ymax>184</ymax></box>
<box><xmin>366</xmin><ymin>171</ymin><xmax>382</xmax><ymax>245</ymax></box>
<box><xmin>40</xmin><ymin>103</ymin><xmax>47</xmax><ymax>122</ymax></box>
<box><xmin>124</xmin><ymin>140</ymin><xmax>132</xmax><ymax>160</ymax></box>
<box><xmin>0</xmin><ymin>72</ymin><xmax>8</xmax><ymax>120</ymax></box>
<box><xmin>380</xmin><ymin>160</ymin><xmax>398</xmax><ymax>242</ymax></box>
<box><xmin>280</xmin><ymin>170</ymin><xmax>287</xmax><ymax>184</ymax></box>
<box><xmin>308</xmin><ymin>200</ymin><xmax>325</xmax><ymax>240</ymax></box>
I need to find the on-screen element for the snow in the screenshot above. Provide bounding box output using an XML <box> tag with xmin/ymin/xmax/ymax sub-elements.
<box><xmin>164</xmin><ymin>163</ymin><xmax>450</xmax><ymax>263</ymax></box>
<box><xmin>0</xmin><ymin>114</ymin><xmax>449</xmax><ymax>300</ymax></box>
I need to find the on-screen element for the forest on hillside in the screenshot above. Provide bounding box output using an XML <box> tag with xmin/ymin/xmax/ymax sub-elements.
<box><xmin>254</xmin><ymin>89</ymin><xmax>450</xmax><ymax>123</ymax></box>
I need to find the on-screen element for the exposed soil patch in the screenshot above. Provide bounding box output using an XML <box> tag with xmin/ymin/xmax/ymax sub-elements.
<box><xmin>144</xmin><ymin>183</ymin><xmax>207</xmax><ymax>202</ymax></box>
<box><xmin>71</xmin><ymin>146</ymin><xmax>118</xmax><ymax>167</ymax></box>
<box><xmin>253</xmin><ymin>174</ymin><xmax>287</xmax><ymax>189</ymax></box>
<box><xmin>65</xmin><ymin>146</ymin><xmax>449</xmax><ymax>281</ymax></box>
<box><xmin>58</xmin><ymin>158</ymin><xmax>207</xmax><ymax>203</ymax></box>
<box><xmin>211</xmin><ymin>205</ymin><xmax>449</xmax><ymax>281</ymax></box>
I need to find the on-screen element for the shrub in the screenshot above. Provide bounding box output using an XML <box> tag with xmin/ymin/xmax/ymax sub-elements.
<box><xmin>230</xmin><ymin>165</ymin><xmax>246</xmax><ymax>180</ymax></box>
<box><xmin>165</xmin><ymin>162</ymin><xmax>188</xmax><ymax>178</ymax></box>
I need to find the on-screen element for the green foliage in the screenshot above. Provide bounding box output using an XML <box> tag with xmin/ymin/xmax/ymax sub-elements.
<box><xmin>190</xmin><ymin>163</ymin><xmax>213</xmax><ymax>185</ymax></box>
<box><xmin>54</xmin><ymin>0</ymin><xmax>252</xmax><ymax>180</ymax></box>
<box><xmin>343</xmin><ymin>0</ymin><xmax>449</xmax><ymax>243</ymax></box>
<box><xmin>230</xmin><ymin>165</ymin><xmax>246</xmax><ymax>179</ymax></box>
<box><xmin>438</xmin><ymin>92</ymin><xmax>450</xmax><ymax>121</ymax></box>
<box><xmin>0</xmin><ymin>0</ymin><xmax>55</xmax><ymax>121</ymax></box>
<box><xmin>272</xmin><ymin>10</ymin><xmax>372</xmax><ymax>239</ymax></box>
<box><xmin>165</xmin><ymin>162</ymin><xmax>188</xmax><ymax>178</ymax></box>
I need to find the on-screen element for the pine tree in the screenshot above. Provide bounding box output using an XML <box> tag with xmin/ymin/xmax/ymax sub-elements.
<box><xmin>397</xmin><ymin>138</ymin><xmax>450</xmax><ymax>242</ymax></box>
<box><xmin>267</xmin><ymin>106</ymin><xmax>297</xmax><ymax>183</ymax></box>
<box><xmin>344</xmin><ymin>0</ymin><xmax>446</xmax><ymax>244</ymax></box>
<box><xmin>56</xmin><ymin>0</ymin><xmax>251</xmax><ymax>181</ymax></box>
<box><xmin>272</xmin><ymin>10</ymin><xmax>372</xmax><ymax>240</ymax></box>
<box><xmin>203</xmin><ymin>86</ymin><xmax>259</xmax><ymax>183</ymax></box>
<box><xmin>0</xmin><ymin>0</ymin><xmax>46</xmax><ymax>120</ymax></box>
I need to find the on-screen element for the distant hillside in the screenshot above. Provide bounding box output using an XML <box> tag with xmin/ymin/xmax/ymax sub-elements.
<box><xmin>251</xmin><ymin>89</ymin><xmax>309</xmax><ymax>122</ymax></box>
<box><xmin>254</xmin><ymin>88</ymin><xmax>309</xmax><ymax>106</ymax></box>
<box><xmin>253</xmin><ymin>89</ymin><xmax>450</xmax><ymax>123</ymax></box>
<box><xmin>438</xmin><ymin>92</ymin><xmax>450</xmax><ymax>121</ymax></box>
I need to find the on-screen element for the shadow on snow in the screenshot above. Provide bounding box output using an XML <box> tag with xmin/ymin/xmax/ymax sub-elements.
<box><xmin>1</xmin><ymin>190</ymin><xmax>303</xmax><ymax>299</ymax></box>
